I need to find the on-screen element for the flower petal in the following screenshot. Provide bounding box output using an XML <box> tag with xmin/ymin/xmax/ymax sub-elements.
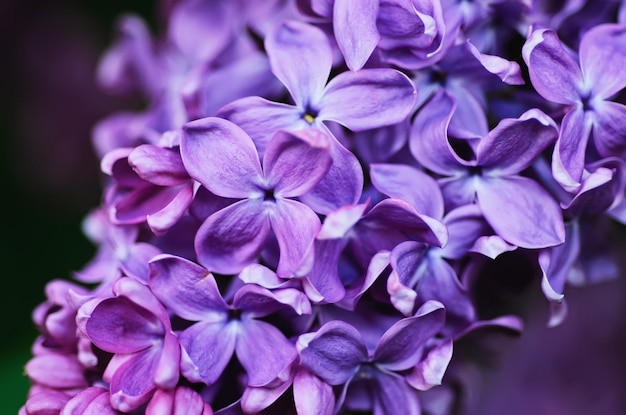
<box><xmin>195</xmin><ymin>199</ymin><xmax>271</xmax><ymax>275</ymax></box>
<box><xmin>478</xmin><ymin>108</ymin><xmax>558</xmax><ymax>175</ymax></box>
<box><xmin>109</xmin><ymin>348</ymin><xmax>160</xmax><ymax>412</ymax></box>
<box><xmin>318</xmin><ymin>68</ymin><xmax>416</xmax><ymax>131</ymax></box>
<box><xmin>373</xmin><ymin>372</ymin><xmax>421</xmax><ymax>415</ymax></box>
<box><xmin>181</xmin><ymin>117</ymin><xmax>263</xmax><ymax>198</ymax></box>
<box><xmin>579</xmin><ymin>23</ymin><xmax>626</xmax><ymax>99</ymax></box>
<box><xmin>409</xmin><ymin>90</ymin><xmax>466</xmax><ymax>175</ymax></box>
<box><xmin>333</xmin><ymin>0</ymin><xmax>380</xmax><ymax>70</ymax></box>
<box><xmin>406</xmin><ymin>339</ymin><xmax>453</xmax><ymax>391</ymax></box>
<box><xmin>293</xmin><ymin>368</ymin><xmax>335</xmax><ymax>415</ymax></box>
<box><xmin>300</xmin><ymin>320</ymin><xmax>366</xmax><ymax>385</ymax></box>
<box><xmin>217</xmin><ymin>96</ymin><xmax>305</xmax><ymax>156</ymax></box>
<box><xmin>591</xmin><ymin>100</ymin><xmax>626</xmax><ymax>159</ymax></box>
<box><xmin>236</xmin><ymin>319</ymin><xmax>298</xmax><ymax>387</ymax></box>
<box><xmin>264</xmin><ymin>129</ymin><xmax>332</xmax><ymax>198</ymax></box>
<box><xmin>271</xmin><ymin>199</ymin><xmax>321</xmax><ymax>277</ymax></box>
<box><xmin>265</xmin><ymin>20</ymin><xmax>332</xmax><ymax>107</ymax></box>
<box><xmin>552</xmin><ymin>107</ymin><xmax>593</xmax><ymax>190</ymax></box>
<box><xmin>148</xmin><ymin>254</ymin><xmax>228</xmax><ymax>321</ymax></box>
<box><xmin>374</xmin><ymin>301</ymin><xmax>445</xmax><ymax>370</ymax></box>
<box><xmin>522</xmin><ymin>28</ymin><xmax>583</xmax><ymax>104</ymax></box>
<box><xmin>128</xmin><ymin>144</ymin><xmax>189</xmax><ymax>186</ymax></box>
<box><xmin>179</xmin><ymin>321</ymin><xmax>237</xmax><ymax>385</ymax></box>
<box><xmin>476</xmin><ymin>176</ymin><xmax>565</xmax><ymax>248</ymax></box>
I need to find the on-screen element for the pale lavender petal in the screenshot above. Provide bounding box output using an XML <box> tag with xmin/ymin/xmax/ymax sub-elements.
<box><xmin>148</xmin><ymin>254</ymin><xmax>229</xmax><ymax>321</ymax></box>
<box><xmin>265</xmin><ymin>20</ymin><xmax>332</xmax><ymax>107</ymax></box>
<box><xmin>168</xmin><ymin>0</ymin><xmax>232</xmax><ymax>62</ymax></box>
<box><xmin>121</xmin><ymin>242</ymin><xmax>163</xmax><ymax>283</ymax></box>
<box><xmin>300</xmin><ymin>320</ymin><xmax>367</xmax><ymax>385</ymax></box>
<box><xmin>477</xmin><ymin>108</ymin><xmax>558</xmax><ymax>175</ymax></box>
<box><xmin>317</xmin><ymin>203</ymin><xmax>368</xmax><ymax>239</ymax></box>
<box><xmin>318</xmin><ymin>69</ymin><xmax>417</xmax><ymax>130</ymax></box>
<box><xmin>109</xmin><ymin>348</ymin><xmax>160</xmax><ymax>412</ymax></box>
<box><xmin>592</xmin><ymin>100</ymin><xmax>626</xmax><ymax>158</ymax></box>
<box><xmin>406</xmin><ymin>339</ymin><xmax>453</xmax><ymax>391</ymax></box>
<box><xmin>370</xmin><ymin>163</ymin><xmax>444</xmax><ymax>218</ymax></box>
<box><xmin>179</xmin><ymin>321</ymin><xmax>237</xmax><ymax>385</ymax></box>
<box><xmin>388</xmin><ymin>241</ymin><xmax>424</xmax><ymax>316</ymax></box>
<box><xmin>236</xmin><ymin>319</ymin><xmax>297</xmax><ymax>387</ymax></box>
<box><xmin>195</xmin><ymin>199</ymin><xmax>271</xmax><ymax>275</ymax></box>
<box><xmin>409</xmin><ymin>90</ymin><xmax>467</xmax><ymax>175</ymax></box>
<box><xmin>263</xmin><ymin>129</ymin><xmax>332</xmax><ymax>198</ymax></box>
<box><xmin>374</xmin><ymin>301</ymin><xmax>445</xmax><ymax>370</ymax></box>
<box><xmin>146</xmin><ymin>387</ymin><xmax>212</xmax><ymax>415</ymax></box>
<box><xmin>466</xmin><ymin>40</ymin><xmax>524</xmax><ymax>85</ymax></box>
<box><xmin>147</xmin><ymin>183</ymin><xmax>194</xmax><ymax>235</ymax></box>
<box><xmin>270</xmin><ymin>199</ymin><xmax>321</xmax><ymax>277</ymax></box>
<box><xmin>293</xmin><ymin>368</ymin><xmax>335</xmax><ymax>415</ymax></box>
<box><xmin>299</xmin><ymin>132</ymin><xmax>364</xmax><ymax>213</ymax></box>
<box><xmin>217</xmin><ymin>96</ymin><xmax>305</xmax><ymax>156</ymax></box>
<box><xmin>476</xmin><ymin>176</ymin><xmax>565</xmax><ymax>248</ymax></box>
<box><xmin>61</xmin><ymin>387</ymin><xmax>116</xmax><ymax>415</ymax></box>
<box><xmin>579</xmin><ymin>23</ymin><xmax>626</xmax><ymax>99</ymax></box>
<box><xmin>439</xmin><ymin>204</ymin><xmax>490</xmax><ymax>259</ymax></box>
<box><xmin>26</xmin><ymin>354</ymin><xmax>87</xmax><ymax>389</ymax></box>
<box><xmin>181</xmin><ymin>117</ymin><xmax>263</xmax><ymax>199</ymax></box>
<box><xmin>552</xmin><ymin>108</ymin><xmax>593</xmax><ymax>190</ymax></box>
<box><xmin>470</xmin><ymin>235</ymin><xmax>517</xmax><ymax>259</ymax></box>
<box><xmin>86</xmin><ymin>297</ymin><xmax>163</xmax><ymax>354</ymax></box>
<box><xmin>306</xmin><ymin>239</ymin><xmax>347</xmax><ymax>303</ymax></box>
<box><xmin>240</xmin><ymin>366</ymin><xmax>294</xmax><ymax>414</ymax></box>
<box><xmin>522</xmin><ymin>29</ymin><xmax>583</xmax><ymax>104</ymax></box>
<box><xmin>234</xmin><ymin>284</ymin><xmax>310</xmax><ymax>317</ymax></box>
<box><xmin>333</xmin><ymin>0</ymin><xmax>380</xmax><ymax>70</ymax></box>
<box><xmin>154</xmin><ymin>332</ymin><xmax>181</xmax><ymax>389</ymax></box>
<box><xmin>439</xmin><ymin>175</ymin><xmax>478</xmax><ymax>211</ymax></box>
<box><xmin>128</xmin><ymin>144</ymin><xmax>189</xmax><ymax>186</ymax></box>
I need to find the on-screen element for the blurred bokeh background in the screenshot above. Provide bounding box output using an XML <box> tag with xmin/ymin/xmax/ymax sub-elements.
<box><xmin>1</xmin><ymin>1</ymin><xmax>625</xmax><ymax>414</ymax></box>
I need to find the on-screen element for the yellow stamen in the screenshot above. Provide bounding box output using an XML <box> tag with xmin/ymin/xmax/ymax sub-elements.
<box><xmin>304</xmin><ymin>113</ymin><xmax>315</xmax><ymax>124</ymax></box>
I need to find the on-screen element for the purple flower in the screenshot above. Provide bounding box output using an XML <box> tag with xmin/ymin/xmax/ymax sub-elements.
<box><xmin>77</xmin><ymin>278</ymin><xmax>180</xmax><ymax>412</ymax></box>
<box><xmin>148</xmin><ymin>254</ymin><xmax>309</xmax><ymax>388</ymax></box>
<box><xmin>181</xmin><ymin>117</ymin><xmax>332</xmax><ymax>276</ymax></box>
<box><xmin>297</xmin><ymin>301</ymin><xmax>451</xmax><ymax>414</ymax></box>
<box><xmin>523</xmin><ymin>24</ymin><xmax>626</xmax><ymax>191</ymax></box>
<box><xmin>410</xmin><ymin>90</ymin><xmax>565</xmax><ymax>249</ymax></box>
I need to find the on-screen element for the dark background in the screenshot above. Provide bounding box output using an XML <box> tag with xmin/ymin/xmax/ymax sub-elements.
<box><xmin>1</xmin><ymin>1</ymin><xmax>626</xmax><ymax>414</ymax></box>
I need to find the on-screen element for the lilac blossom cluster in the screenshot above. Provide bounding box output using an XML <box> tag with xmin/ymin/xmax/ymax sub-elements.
<box><xmin>21</xmin><ymin>0</ymin><xmax>626</xmax><ymax>414</ymax></box>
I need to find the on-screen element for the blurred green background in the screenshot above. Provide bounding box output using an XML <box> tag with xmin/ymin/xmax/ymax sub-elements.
<box><xmin>0</xmin><ymin>1</ymin><xmax>152</xmax><ymax>413</ymax></box>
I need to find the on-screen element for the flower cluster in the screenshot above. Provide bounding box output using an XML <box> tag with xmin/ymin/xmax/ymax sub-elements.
<box><xmin>22</xmin><ymin>1</ymin><xmax>626</xmax><ymax>414</ymax></box>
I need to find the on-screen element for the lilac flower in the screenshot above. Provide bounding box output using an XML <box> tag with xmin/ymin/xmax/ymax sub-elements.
<box><xmin>410</xmin><ymin>89</ymin><xmax>565</xmax><ymax>249</ymax></box>
<box><xmin>181</xmin><ymin>117</ymin><xmax>332</xmax><ymax>276</ymax></box>
<box><xmin>77</xmin><ymin>277</ymin><xmax>180</xmax><ymax>412</ymax></box>
<box><xmin>297</xmin><ymin>301</ymin><xmax>451</xmax><ymax>414</ymax></box>
<box><xmin>60</xmin><ymin>386</ymin><xmax>119</xmax><ymax>415</ymax></box>
<box><xmin>148</xmin><ymin>254</ymin><xmax>309</xmax><ymax>388</ymax></box>
<box><xmin>523</xmin><ymin>24</ymin><xmax>626</xmax><ymax>190</ymax></box>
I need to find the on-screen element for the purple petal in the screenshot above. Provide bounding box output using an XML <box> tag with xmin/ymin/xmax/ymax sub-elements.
<box><xmin>271</xmin><ymin>199</ymin><xmax>321</xmax><ymax>277</ymax></box>
<box><xmin>154</xmin><ymin>332</ymin><xmax>181</xmax><ymax>389</ymax></box>
<box><xmin>552</xmin><ymin>108</ymin><xmax>593</xmax><ymax>190</ymax></box>
<box><xmin>236</xmin><ymin>319</ymin><xmax>297</xmax><ymax>387</ymax></box>
<box><xmin>409</xmin><ymin>90</ymin><xmax>467</xmax><ymax>175</ymax></box>
<box><xmin>109</xmin><ymin>348</ymin><xmax>160</xmax><ymax>412</ymax></box>
<box><xmin>522</xmin><ymin>29</ymin><xmax>583</xmax><ymax>104</ymax></box>
<box><xmin>318</xmin><ymin>203</ymin><xmax>368</xmax><ymax>239</ymax></box>
<box><xmin>476</xmin><ymin>176</ymin><xmax>565</xmax><ymax>248</ymax></box>
<box><xmin>477</xmin><ymin>108</ymin><xmax>558</xmax><ymax>175</ymax></box>
<box><xmin>168</xmin><ymin>0</ymin><xmax>232</xmax><ymax>62</ymax></box>
<box><xmin>179</xmin><ymin>321</ymin><xmax>237</xmax><ymax>385</ymax></box>
<box><xmin>181</xmin><ymin>117</ymin><xmax>263</xmax><ymax>199</ymax></box>
<box><xmin>340</xmin><ymin>250</ymin><xmax>391</xmax><ymax>310</ymax></box>
<box><xmin>579</xmin><ymin>23</ymin><xmax>626</xmax><ymax>99</ymax></box>
<box><xmin>263</xmin><ymin>129</ymin><xmax>332</xmax><ymax>198</ymax></box>
<box><xmin>373</xmin><ymin>372</ymin><xmax>421</xmax><ymax>415</ymax></box>
<box><xmin>306</xmin><ymin>239</ymin><xmax>347</xmax><ymax>303</ymax></box>
<box><xmin>120</xmin><ymin>242</ymin><xmax>163</xmax><ymax>283</ymax></box>
<box><xmin>26</xmin><ymin>354</ymin><xmax>87</xmax><ymax>389</ymax></box>
<box><xmin>333</xmin><ymin>0</ymin><xmax>380</xmax><ymax>70</ymax></box>
<box><xmin>466</xmin><ymin>40</ymin><xmax>524</xmax><ymax>85</ymax></box>
<box><xmin>318</xmin><ymin>69</ymin><xmax>417</xmax><ymax>130</ymax></box>
<box><xmin>439</xmin><ymin>204</ymin><xmax>490</xmax><ymax>259</ymax></box>
<box><xmin>406</xmin><ymin>339</ymin><xmax>453</xmax><ymax>391</ymax></box>
<box><xmin>234</xmin><ymin>284</ymin><xmax>308</xmax><ymax>317</ymax></box>
<box><xmin>147</xmin><ymin>183</ymin><xmax>194</xmax><ymax>235</ymax></box>
<box><xmin>265</xmin><ymin>20</ymin><xmax>332</xmax><ymax>107</ymax></box>
<box><xmin>439</xmin><ymin>175</ymin><xmax>478</xmax><ymax>211</ymax></box>
<box><xmin>217</xmin><ymin>96</ymin><xmax>305</xmax><ymax>156</ymax></box>
<box><xmin>300</xmin><ymin>320</ymin><xmax>367</xmax><ymax>385</ymax></box>
<box><xmin>61</xmin><ymin>387</ymin><xmax>117</xmax><ymax>415</ymax></box>
<box><xmin>592</xmin><ymin>100</ymin><xmax>626</xmax><ymax>158</ymax></box>
<box><xmin>370</xmin><ymin>163</ymin><xmax>444</xmax><ymax>218</ymax></box>
<box><xmin>149</xmin><ymin>254</ymin><xmax>228</xmax><ymax>321</ymax></box>
<box><xmin>195</xmin><ymin>199</ymin><xmax>271</xmax><ymax>275</ymax></box>
<box><xmin>128</xmin><ymin>144</ymin><xmax>189</xmax><ymax>186</ymax></box>
<box><xmin>86</xmin><ymin>297</ymin><xmax>163</xmax><ymax>354</ymax></box>
<box><xmin>293</xmin><ymin>369</ymin><xmax>335</xmax><ymax>415</ymax></box>
<box><xmin>299</xmin><ymin>132</ymin><xmax>364</xmax><ymax>213</ymax></box>
<box><xmin>146</xmin><ymin>387</ymin><xmax>211</xmax><ymax>415</ymax></box>
<box><xmin>241</xmin><ymin>367</ymin><xmax>294</xmax><ymax>413</ymax></box>
<box><xmin>374</xmin><ymin>301</ymin><xmax>445</xmax><ymax>370</ymax></box>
